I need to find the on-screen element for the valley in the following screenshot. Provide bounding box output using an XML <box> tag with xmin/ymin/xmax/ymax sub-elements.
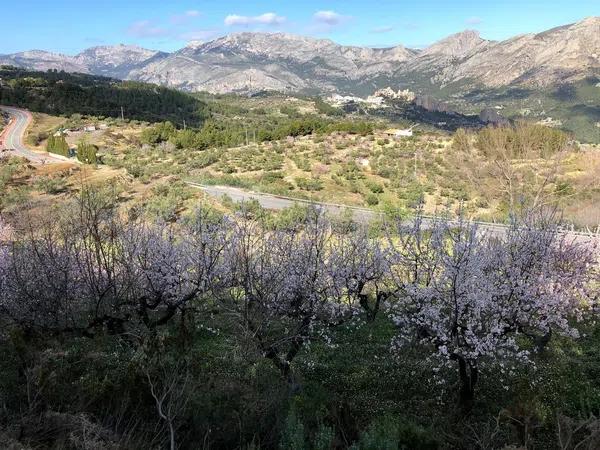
<box><xmin>2</xmin><ymin>17</ymin><xmax>599</xmax><ymax>142</ymax></box>
<box><xmin>1</xmin><ymin>10</ymin><xmax>600</xmax><ymax>449</ymax></box>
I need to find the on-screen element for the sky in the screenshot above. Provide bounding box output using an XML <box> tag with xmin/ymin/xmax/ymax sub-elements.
<box><xmin>2</xmin><ymin>0</ymin><xmax>598</xmax><ymax>54</ymax></box>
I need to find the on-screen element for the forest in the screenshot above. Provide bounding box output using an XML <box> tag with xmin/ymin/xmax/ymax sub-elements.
<box><xmin>0</xmin><ymin>186</ymin><xmax>599</xmax><ymax>449</ymax></box>
<box><xmin>0</xmin><ymin>67</ymin><xmax>207</xmax><ymax>126</ymax></box>
<box><xmin>141</xmin><ymin>118</ymin><xmax>375</xmax><ymax>150</ymax></box>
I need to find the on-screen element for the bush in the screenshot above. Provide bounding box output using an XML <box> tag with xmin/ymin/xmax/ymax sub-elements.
<box><xmin>365</xmin><ymin>193</ymin><xmax>379</xmax><ymax>206</ymax></box>
<box><xmin>141</xmin><ymin>121</ymin><xmax>177</xmax><ymax>144</ymax></box>
<box><xmin>295</xmin><ymin>177</ymin><xmax>323</xmax><ymax>192</ymax></box>
<box><xmin>351</xmin><ymin>417</ymin><xmax>439</xmax><ymax>450</ymax></box>
<box><xmin>35</xmin><ymin>176</ymin><xmax>67</xmax><ymax>194</ymax></box>
<box><xmin>280</xmin><ymin>408</ymin><xmax>307</xmax><ymax>450</ymax></box>
<box><xmin>76</xmin><ymin>141</ymin><xmax>98</xmax><ymax>164</ymax></box>
<box><xmin>366</xmin><ymin>181</ymin><xmax>384</xmax><ymax>194</ymax></box>
<box><xmin>477</xmin><ymin>123</ymin><xmax>570</xmax><ymax>159</ymax></box>
<box><xmin>46</xmin><ymin>134</ymin><xmax>69</xmax><ymax>157</ymax></box>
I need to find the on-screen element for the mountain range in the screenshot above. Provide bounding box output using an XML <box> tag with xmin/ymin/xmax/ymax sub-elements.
<box><xmin>1</xmin><ymin>17</ymin><xmax>598</xmax><ymax>95</ymax></box>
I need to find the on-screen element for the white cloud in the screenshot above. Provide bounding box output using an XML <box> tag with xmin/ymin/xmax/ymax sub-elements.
<box><xmin>313</xmin><ymin>10</ymin><xmax>347</xmax><ymax>26</ymax></box>
<box><xmin>170</xmin><ymin>10</ymin><xmax>202</xmax><ymax>25</ymax></box>
<box><xmin>371</xmin><ymin>25</ymin><xmax>394</xmax><ymax>34</ymax></box>
<box><xmin>224</xmin><ymin>12</ymin><xmax>286</xmax><ymax>27</ymax></box>
<box><xmin>465</xmin><ymin>17</ymin><xmax>483</xmax><ymax>25</ymax></box>
<box><xmin>127</xmin><ymin>20</ymin><xmax>168</xmax><ymax>38</ymax></box>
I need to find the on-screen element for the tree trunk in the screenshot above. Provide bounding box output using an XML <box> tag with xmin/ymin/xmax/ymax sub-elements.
<box><xmin>452</xmin><ymin>354</ymin><xmax>478</xmax><ymax>412</ymax></box>
<box><xmin>263</xmin><ymin>347</ymin><xmax>301</xmax><ymax>394</ymax></box>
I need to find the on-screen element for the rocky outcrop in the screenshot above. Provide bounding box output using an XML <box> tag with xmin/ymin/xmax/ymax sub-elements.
<box><xmin>479</xmin><ymin>108</ymin><xmax>510</xmax><ymax>125</ymax></box>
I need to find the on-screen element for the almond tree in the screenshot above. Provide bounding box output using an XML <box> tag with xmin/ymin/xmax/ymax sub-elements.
<box><xmin>220</xmin><ymin>211</ymin><xmax>358</xmax><ymax>389</ymax></box>
<box><xmin>328</xmin><ymin>225</ymin><xmax>391</xmax><ymax>321</ymax></box>
<box><xmin>387</xmin><ymin>211</ymin><xmax>598</xmax><ymax>410</ymax></box>
<box><xmin>0</xmin><ymin>197</ymin><xmax>227</xmax><ymax>337</ymax></box>
<box><xmin>0</xmin><ymin>218</ymin><xmax>11</xmax><ymax>308</ymax></box>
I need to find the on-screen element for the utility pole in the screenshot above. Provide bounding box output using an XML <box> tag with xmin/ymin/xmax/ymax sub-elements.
<box><xmin>183</xmin><ymin>119</ymin><xmax>186</xmax><ymax>130</ymax></box>
<box><xmin>120</xmin><ymin>106</ymin><xmax>124</xmax><ymax>121</ymax></box>
<box><xmin>414</xmin><ymin>149</ymin><xmax>418</xmax><ymax>180</ymax></box>
<box><xmin>245</xmin><ymin>128</ymin><xmax>249</xmax><ymax>146</ymax></box>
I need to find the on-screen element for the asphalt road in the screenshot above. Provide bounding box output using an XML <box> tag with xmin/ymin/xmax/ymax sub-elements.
<box><xmin>188</xmin><ymin>182</ymin><xmax>599</xmax><ymax>242</ymax></box>
<box><xmin>190</xmin><ymin>182</ymin><xmax>378</xmax><ymax>223</ymax></box>
<box><xmin>0</xmin><ymin>106</ymin><xmax>64</xmax><ymax>164</ymax></box>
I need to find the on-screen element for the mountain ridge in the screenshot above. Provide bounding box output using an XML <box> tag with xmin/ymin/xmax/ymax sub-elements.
<box><xmin>1</xmin><ymin>17</ymin><xmax>598</xmax><ymax>94</ymax></box>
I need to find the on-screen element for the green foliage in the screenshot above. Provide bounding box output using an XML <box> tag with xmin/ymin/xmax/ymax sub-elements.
<box><xmin>141</xmin><ymin>121</ymin><xmax>177</xmax><ymax>144</ymax></box>
<box><xmin>159</xmin><ymin>116</ymin><xmax>377</xmax><ymax>151</ymax></box>
<box><xmin>366</xmin><ymin>181</ymin><xmax>384</xmax><ymax>194</ymax></box>
<box><xmin>555</xmin><ymin>180</ymin><xmax>575</xmax><ymax>197</ymax></box>
<box><xmin>144</xmin><ymin>180</ymin><xmax>193</xmax><ymax>221</ymax></box>
<box><xmin>365</xmin><ymin>193</ymin><xmax>380</xmax><ymax>206</ymax></box>
<box><xmin>313</xmin><ymin>423</ymin><xmax>335</xmax><ymax>450</ymax></box>
<box><xmin>280</xmin><ymin>408</ymin><xmax>307</xmax><ymax>450</ymax></box>
<box><xmin>34</xmin><ymin>175</ymin><xmax>67</xmax><ymax>194</ymax></box>
<box><xmin>477</xmin><ymin>123</ymin><xmax>571</xmax><ymax>159</ymax></box>
<box><xmin>281</xmin><ymin>105</ymin><xmax>301</xmax><ymax>118</ymax></box>
<box><xmin>0</xmin><ymin>66</ymin><xmax>206</xmax><ymax>126</ymax></box>
<box><xmin>268</xmin><ymin>203</ymin><xmax>311</xmax><ymax>230</ymax></box>
<box><xmin>313</xmin><ymin>98</ymin><xmax>343</xmax><ymax>117</ymax></box>
<box><xmin>452</xmin><ymin>128</ymin><xmax>471</xmax><ymax>152</ymax></box>
<box><xmin>76</xmin><ymin>140</ymin><xmax>98</xmax><ymax>164</ymax></box>
<box><xmin>295</xmin><ymin>177</ymin><xmax>323</xmax><ymax>192</ymax></box>
<box><xmin>350</xmin><ymin>417</ymin><xmax>439</xmax><ymax>450</ymax></box>
<box><xmin>45</xmin><ymin>133</ymin><xmax>69</xmax><ymax>157</ymax></box>
<box><xmin>0</xmin><ymin>157</ymin><xmax>31</xmax><ymax>211</ymax></box>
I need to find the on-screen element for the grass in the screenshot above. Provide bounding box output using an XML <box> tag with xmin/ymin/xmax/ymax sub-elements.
<box><xmin>25</xmin><ymin>113</ymin><xmax>67</xmax><ymax>150</ymax></box>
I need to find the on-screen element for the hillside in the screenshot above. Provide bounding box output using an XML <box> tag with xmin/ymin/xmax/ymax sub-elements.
<box><xmin>0</xmin><ymin>66</ymin><xmax>207</xmax><ymax>125</ymax></box>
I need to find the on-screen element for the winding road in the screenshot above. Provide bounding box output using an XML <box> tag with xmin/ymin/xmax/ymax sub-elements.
<box><xmin>0</xmin><ymin>106</ymin><xmax>64</xmax><ymax>163</ymax></box>
<box><xmin>187</xmin><ymin>182</ymin><xmax>600</xmax><ymax>242</ymax></box>
<box><xmin>1</xmin><ymin>105</ymin><xmax>597</xmax><ymax>241</ymax></box>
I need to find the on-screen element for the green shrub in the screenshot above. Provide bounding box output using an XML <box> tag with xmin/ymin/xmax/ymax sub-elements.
<box><xmin>365</xmin><ymin>193</ymin><xmax>379</xmax><ymax>206</ymax></box>
<box><xmin>295</xmin><ymin>177</ymin><xmax>323</xmax><ymax>192</ymax></box>
<box><xmin>76</xmin><ymin>141</ymin><xmax>98</xmax><ymax>164</ymax></box>
<box><xmin>366</xmin><ymin>181</ymin><xmax>384</xmax><ymax>194</ymax></box>
<box><xmin>351</xmin><ymin>417</ymin><xmax>439</xmax><ymax>450</ymax></box>
<box><xmin>35</xmin><ymin>176</ymin><xmax>67</xmax><ymax>194</ymax></box>
<box><xmin>46</xmin><ymin>134</ymin><xmax>69</xmax><ymax>157</ymax></box>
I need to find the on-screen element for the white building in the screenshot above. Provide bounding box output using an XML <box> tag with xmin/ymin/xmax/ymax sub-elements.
<box><xmin>394</xmin><ymin>124</ymin><xmax>419</xmax><ymax>138</ymax></box>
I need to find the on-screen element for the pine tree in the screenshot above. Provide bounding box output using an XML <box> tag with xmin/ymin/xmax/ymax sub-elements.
<box><xmin>77</xmin><ymin>141</ymin><xmax>97</xmax><ymax>164</ymax></box>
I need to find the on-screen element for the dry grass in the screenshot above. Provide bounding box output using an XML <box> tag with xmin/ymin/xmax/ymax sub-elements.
<box><xmin>25</xmin><ymin>113</ymin><xmax>67</xmax><ymax>150</ymax></box>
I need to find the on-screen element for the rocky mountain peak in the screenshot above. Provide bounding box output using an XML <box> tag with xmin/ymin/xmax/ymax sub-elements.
<box><xmin>194</xmin><ymin>32</ymin><xmax>336</xmax><ymax>56</ymax></box>
<box><xmin>76</xmin><ymin>45</ymin><xmax>159</xmax><ymax>65</ymax></box>
<box><xmin>421</xmin><ymin>30</ymin><xmax>489</xmax><ymax>57</ymax></box>
<box><xmin>2</xmin><ymin>17</ymin><xmax>598</xmax><ymax>94</ymax></box>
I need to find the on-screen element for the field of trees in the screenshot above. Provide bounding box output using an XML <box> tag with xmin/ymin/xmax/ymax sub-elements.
<box><xmin>0</xmin><ymin>188</ymin><xmax>599</xmax><ymax>449</ymax></box>
<box><xmin>97</xmin><ymin>116</ymin><xmax>600</xmax><ymax>228</ymax></box>
<box><xmin>1</xmin><ymin>69</ymin><xmax>600</xmax><ymax>449</ymax></box>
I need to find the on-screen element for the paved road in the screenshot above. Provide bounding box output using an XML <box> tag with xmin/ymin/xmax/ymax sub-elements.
<box><xmin>0</xmin><ymin>106</ymin><xmax>64</xmax><ymax>164</ymax></box>
<box><xmin>188</xmin><ymin>182</ymin><xmax>599</xmax><ymax>242</ymax></box>
<box><xmin>190</xmin><ymin>182</ymin><xmax>378</xmax><ymax>223</ymax></box>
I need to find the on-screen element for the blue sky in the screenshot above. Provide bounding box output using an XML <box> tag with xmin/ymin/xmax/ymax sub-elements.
<box><xmin>3</xmin><ymin>0</ymin><xmax>598</xmax><ymax>54</ymax></box>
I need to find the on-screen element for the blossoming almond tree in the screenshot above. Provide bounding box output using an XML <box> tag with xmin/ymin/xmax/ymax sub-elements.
<box><xmin>387</xmin><ymin>211</ymin><xmax>598</xmax><ymax>410</ymax></box>
<box><xmin>220</xmin><ymin>211</ymin><xmax>360</xmax><ymax>389</ymax></box>
<box><xmin>328</xmin><ymin>225</ymin><xmax>391</xmax><ymax>321</ymax></box>
<box><xmin>0</xmin><ymin>201</ymin><xmax>227</xmax><ymax>337</ymax></box>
